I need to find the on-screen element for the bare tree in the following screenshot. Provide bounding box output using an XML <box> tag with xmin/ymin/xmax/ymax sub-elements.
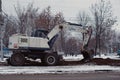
<box><xmin>54</xmin><ymin>12</ymin><xmax>65</xmax><ymax>25</ymax></box>
<box><xmin>91</xmin><ymin>0</ymin><xmax>117</xmax><ymax>55</ymax></box>
<box><xmin>77</xmin><ymin>11</ymin><xmax>91</xmax><ymax>26</ymax></box>
<box><xmin>35</xmin><ymin>6</ymin><xmax>53</xmax><ymax>30</ymax></box>
<box><xmin>63</xmin><ymin>37</ymin><xmax>82</xmax><ymax>56</ymax></box>
<box><xmin>3</xmin><ymin>16</ymin><xmax>17</xmax><ymax>46</ymax></box>
<box><xmin>15</xmin><ymin>3</ymin><xmax>39</xmax><ymax>35</ymax></box>
<box><xmin>36</xmin><ymin>6</ymin><xmax>65</xmax><ymax>31</ymax></box>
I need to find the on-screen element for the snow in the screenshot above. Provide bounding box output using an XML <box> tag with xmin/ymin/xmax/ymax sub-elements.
<box><xmin>63</xmin><ymin>53</ymin><xmax>120</xmax><ymax>61</ymax></box>
<box><xmin>63</xmin><ymin>55</ymin><xmax>83</xmax><ymax>61</ymax></box>
<box><xmin>0</xmin><ymin>65</ymin><xmax>120</xmax><ymax>74</ymax></box>
<box><xmin>94</xmin><ymin>53</ymin><xmax>120</xmax><ymax>60</ymax></box>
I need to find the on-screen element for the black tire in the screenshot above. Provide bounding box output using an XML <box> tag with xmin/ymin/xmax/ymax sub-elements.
<box><xmin>44</xmin><ymin>53</ymin><xmax>58</xmax><ymax>66</ymax></box>
<box><xmin>10</xmin><ymin>53</ymin><xmax>25</xmax><ymax>66</ymax></box>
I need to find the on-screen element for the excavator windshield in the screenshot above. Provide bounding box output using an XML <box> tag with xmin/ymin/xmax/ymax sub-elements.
<box><xmin>31</xmin><ymin>29</ymin><xmax>48</xmax><ymax>38</ymax></box>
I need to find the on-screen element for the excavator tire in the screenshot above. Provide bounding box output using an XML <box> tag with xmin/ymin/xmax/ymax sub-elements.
<box><xmin>10</xmin><ymin>53</ymin><xmax>25</xmax><ymax>66</ymax></box>
<box><xmin>43</xmin><ymin>53</ymin><xmax>58</xmax><ymax>66</ymax></box>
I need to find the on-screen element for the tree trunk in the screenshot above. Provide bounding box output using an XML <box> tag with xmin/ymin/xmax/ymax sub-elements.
<box><xmin>98</xmin><ymin>35</ymin><xmax>101</xmax><ymax>56</ymax></box>
<box><xmin>95</xmin><ymin>32</ymin><xmax>98</xmax><ymax>55</ymax></box>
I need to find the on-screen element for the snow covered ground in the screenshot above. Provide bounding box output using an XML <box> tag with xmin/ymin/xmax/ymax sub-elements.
<box><xmin>63</xmin><ymin>53</ymin><xmax>120</xmax><ymax>61</ymax></box>
<box><xmin>0</xmin><ymin>65</ymin><xmax>120</xmax><ymax>74</ymax></box>
<box><xmin>0</xmin><ymin>53</ymin><xmax>119</xmax><ymax>74</ymax></box>
<box><xmin>94</xmin><ymin>53</ymin><xmax>120</xmax><ymax>60</ymax></box>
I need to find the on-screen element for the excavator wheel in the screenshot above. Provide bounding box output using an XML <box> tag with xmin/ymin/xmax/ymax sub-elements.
<box><xmin>10</xmin><ymin>53</ymin><xmax>25</xmax><ymax>66</ymax></box>
<box><xmin>43</xmin><ymin>53</ymin><xmax>58</xmax><ymax>66</ymax></box>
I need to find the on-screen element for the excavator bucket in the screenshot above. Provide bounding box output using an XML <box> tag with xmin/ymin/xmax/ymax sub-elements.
<box><xmin>81</xmin><ymin>26</ymin><xmax>94</xmax><ymax>61</ymax></box>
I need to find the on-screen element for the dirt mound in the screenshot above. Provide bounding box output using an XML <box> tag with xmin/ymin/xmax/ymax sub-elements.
<box><xmin>90</xmin><ymin>58</ymin><xmax>120</xmax><ymax>66</ymax></box>
<box><xmin>24</xmin><ymin>58</ymin><xmax>120</xmax><ymax>66</ymax></box>
<box><xmin>62</xmin><ymin>58</ymin><xmax>120</xmax><ymax>66</ymax></box>
<box><xmin>0</xmin><ymin>58</ymin><xmax>120</xmax><ymax>66</ymax></box>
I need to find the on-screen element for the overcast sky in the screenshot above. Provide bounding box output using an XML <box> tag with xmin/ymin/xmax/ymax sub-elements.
<box><xmin>2</xmin><ymin>0</ymin><xmax>120</xmax><ymax>31</ymax></box>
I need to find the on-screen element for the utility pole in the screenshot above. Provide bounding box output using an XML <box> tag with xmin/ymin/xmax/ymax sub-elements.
<box><xmin>0</xmin><ymin>0</ymin><xmax>1</xmax><ymax>12</ymax></box>
<box><xmin>0</xmin><ymin>0</ymin><xmax>4</xmax><ymax>61</ymax></box>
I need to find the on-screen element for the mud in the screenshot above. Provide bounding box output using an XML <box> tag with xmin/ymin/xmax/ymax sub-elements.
<box><xmin>60</xmin><ymin>58</ymin><xmax>120</xmax><ymax>66</ymax></box>
<box><xmin>1</xmin><ymin>58</ymin><xmax>120</xmax><ymax>66</ymax></box>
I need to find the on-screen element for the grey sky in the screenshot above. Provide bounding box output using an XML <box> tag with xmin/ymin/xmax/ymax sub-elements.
<box><xmin>2</xmin><ymin>0</ymin><xmax>120</xmax><ymax>31</ymax></box>
<box><xmin>2</xmin><ymin>0</ymin><xmax>96</xmax><ymax>19</ymax></box>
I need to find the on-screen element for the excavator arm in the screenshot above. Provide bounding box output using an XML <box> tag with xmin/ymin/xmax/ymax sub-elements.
<box><xmin>48</xmin><ymin>23</ymin><xmax>93</xmax><ymax>61</ymax></box>
<box><xmin>47</xmin><ymin>22</ymin><xmax>92</xmax><ymax>51</ymax></box>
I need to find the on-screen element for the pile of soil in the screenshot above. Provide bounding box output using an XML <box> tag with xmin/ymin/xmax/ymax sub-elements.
<box><xmin>90</xmin><ymin>58</ymin><xmax>120</xmax><ymax>66</ymax></box>
<box><xmin>60</xmin><ymin>58</ymin><xmax>120</xmax><ymax>66</ymax></box>
<box><xmin>26</xmin><ymin>58</ymin><xmax>120</xmax><ymax>66</ymax></box>
<box><xmin>0</xmin><ymin>58</ymin><xmax>120</xmax><ymax>66</ymax></box>
<box><xmin>61</xmin><ymin>58</ymin><xmax>120</xmax><ymax>66</ymax></box>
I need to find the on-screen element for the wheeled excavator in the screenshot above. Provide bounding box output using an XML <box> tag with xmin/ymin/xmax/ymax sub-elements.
<box><xmin>8</xmin><ymin>23</ymin><xmax>92</xmax><ymax>66</ymax></box>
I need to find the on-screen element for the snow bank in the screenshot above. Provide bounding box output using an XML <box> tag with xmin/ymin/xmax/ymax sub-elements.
<box><xmin>63</xmin><ymin>53</ymin><xmax>120</xmax><ymax>61</ymax></box>
<box><xmin>63</xmin><ymin>55</ymin><xmax>83</xmax><ymax>61</ymax></box>
<box><xmin>94</xmin><ymin>53</ymin><xmax>120</xmax><ymax>60</ymax></box>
